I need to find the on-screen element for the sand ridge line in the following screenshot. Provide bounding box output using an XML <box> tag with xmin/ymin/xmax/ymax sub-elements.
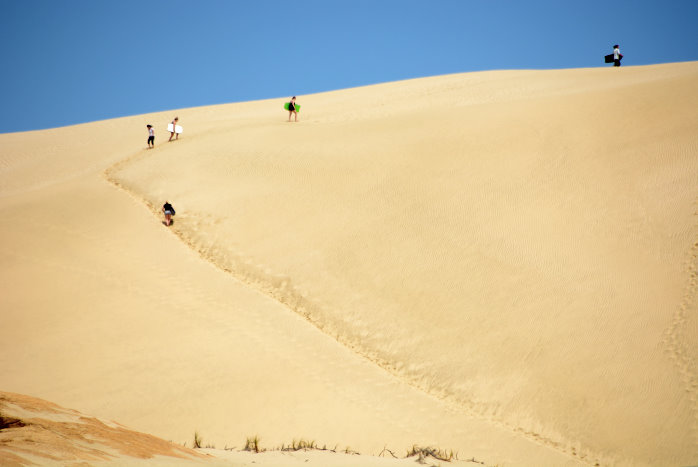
<box><xmin>102</xmin><ymin>142</ymin><xmax>603</xmax><ymax>467</ymax></box>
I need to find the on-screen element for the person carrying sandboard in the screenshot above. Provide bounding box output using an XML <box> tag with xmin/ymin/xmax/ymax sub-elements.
<box><xmin>287</xmin><ymin>96</ymin><xmax>299</xmax><ymax>122</ymax></box>
<box><xmin>168</xmin><ymin>117</ymin><xmax>180</xmax><ymax>141</ymax></box>
<box><xmin>613</xmin><ymin>44</ymin><xmax>623</xmax><ymax>67</ymax></box>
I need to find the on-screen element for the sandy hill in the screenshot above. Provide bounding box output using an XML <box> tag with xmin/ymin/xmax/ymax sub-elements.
<box><xmin>0</xmin><ymin>391</ymin><xmax>207</xmax><ymax>466</ymax></box>
<box><xmin>1</xmin><ymin>62</ymin><xmax>697</xmax><ymax>467</ymax></box>
<box><xmin>0</xmin><ymin>391</ymin><xmax>485</xmax><ymax>467</ymax></box>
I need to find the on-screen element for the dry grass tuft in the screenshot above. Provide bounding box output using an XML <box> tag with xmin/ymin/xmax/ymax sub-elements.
<box><xmin>193</xmin><ymin>431</ymin><xmax>202</xmax><ymax>449</ymax></box>
<box><xmin>244</xmin><ymin>435</ymin><xmax>262</xmax><ymax>453</ymax></box>
<box><xmin>406</xmin><ymin>445</ymin><xmax>458</xmax><ymax>463</ymax></box>
<box><xmin>280</xmin><ymin>438</ymin><xmax>317</xmax><ymax>451</ymax></box>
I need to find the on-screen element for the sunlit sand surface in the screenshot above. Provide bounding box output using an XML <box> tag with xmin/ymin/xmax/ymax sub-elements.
<box><xmin>1</xmin><ymin>62</ymin><xmax>697</xmax><ymax>466</ymax></box>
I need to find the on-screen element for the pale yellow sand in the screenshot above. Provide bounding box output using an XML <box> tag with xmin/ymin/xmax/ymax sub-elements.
<box><xmin>1</xmin><ymin>62</ymin><xmax>697</xmax><ymax>467</ymax></box>
<box><xmin>0</xmin><ymin>391</ymin><xmax>476</xmax><ymax>467</ymax></box>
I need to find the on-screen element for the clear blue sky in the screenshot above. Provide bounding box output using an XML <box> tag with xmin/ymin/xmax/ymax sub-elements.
<box><xmin>1</xmin><ymin>0</ymin><xmax>697</xmax><ymax>133</ymax></box>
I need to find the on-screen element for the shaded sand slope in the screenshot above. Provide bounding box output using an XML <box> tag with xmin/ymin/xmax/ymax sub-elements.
<box><xmin>0</xmin><ymin>391</ymin><xmax>209</xmax><ymax>466</ymax></box>
<box><xmin>111</xmin><ymin>62</ymin><xmax>698</xmax><ymax>466</ymax></box>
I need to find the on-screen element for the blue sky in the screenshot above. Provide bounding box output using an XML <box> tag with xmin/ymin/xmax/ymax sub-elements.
<box><xmin>1</xmin><ymin>0</ymin><xmax>697</xmax><ymax>133</ymax></box>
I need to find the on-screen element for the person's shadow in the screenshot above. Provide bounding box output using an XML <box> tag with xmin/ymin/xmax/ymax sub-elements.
<box><xmin>162</xmin><ymin>220</ymin><xmax>174</xmax><ymax>226</ymax></box>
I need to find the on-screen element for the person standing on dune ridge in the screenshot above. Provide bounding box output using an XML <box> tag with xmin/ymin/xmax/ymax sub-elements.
<box><xmin>613</xmin><ymin>44</ymin><xmax>623</xmax><ymax>67</ymax></box>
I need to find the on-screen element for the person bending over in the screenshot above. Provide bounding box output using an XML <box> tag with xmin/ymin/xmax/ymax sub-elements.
<box><xmin>162</xmin><ymin>201</ymin><xmax>175</xmax><ymax>226</ymax></box>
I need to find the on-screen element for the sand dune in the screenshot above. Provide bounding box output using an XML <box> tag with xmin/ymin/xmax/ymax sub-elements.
<box><xmin>0</xmin><ymin>391</ymin><xmax>208</xmax><ymax>466</ymax></box>
<box><xmin>0</xmin><ymin>391</ymin><xmax>484</xmax><ymax>467</ymax></box>
<box><xmin>1</xmin><ymin>62</ymin><xmax>697</xmax><ymax>466</ymax></box>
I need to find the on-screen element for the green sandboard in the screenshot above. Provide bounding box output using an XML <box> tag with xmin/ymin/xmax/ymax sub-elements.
<box><xmin>284</xmin><ymin>102</ymin><xmax>300</xmax><ymax>112</ymax></box>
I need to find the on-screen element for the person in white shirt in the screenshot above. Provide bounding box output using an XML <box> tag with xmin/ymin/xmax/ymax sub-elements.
<box><xmin>613</xmin><ymin>44</ymin><xmax>623</xmax><ymax>67</ymax></box>
<box><xmin>147</xmin><ymin>124</ymin><xmax>155</xmax><ymax>148</ymax></box>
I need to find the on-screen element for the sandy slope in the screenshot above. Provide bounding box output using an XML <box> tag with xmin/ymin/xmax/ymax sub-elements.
<box><xmin>1</xmin><ymin>62</ymin><xmax>697</xmax><ymax>466</ymax></box>
<box><xmin>0</xmin><ymin>391</ymin><xmax>209</xmax><ymax>466</ymax></box>
<box><xmin>0</xmin><ymin>391</ymin><xmax>480</xmax><ymax>467</ymax></box>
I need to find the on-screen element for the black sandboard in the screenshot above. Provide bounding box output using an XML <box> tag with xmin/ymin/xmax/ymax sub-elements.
<box><xmin>604</xmin><ymin>54</ymin><xmax>614</xmax><ymax>63</ymax></box>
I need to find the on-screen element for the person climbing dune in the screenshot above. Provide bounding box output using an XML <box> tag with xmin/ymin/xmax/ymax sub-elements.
<box><xmin>162</xmin><ymin>201</ymin><xmax>175</xmax><ymax>226</ymax></box>
<box><xmin>147</xmin><ymin>124</ymin><xmax>155</xmax><ymax>148</ymax></box>
<box><xmin>169</xmin><ymin>117</ymin><xmax>180</xmax><ymax>141</ymax></box>
<box><xmin>288</xmin><ymin>96</ymin><xmax>299</xmax><ymax>122</ymax></box>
